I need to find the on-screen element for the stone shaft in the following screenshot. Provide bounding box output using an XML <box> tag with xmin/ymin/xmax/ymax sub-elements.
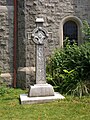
<box><xmin>36</xmin><ymin>45</ymin><xmax>46</xmax><ymax>84</ymax></box>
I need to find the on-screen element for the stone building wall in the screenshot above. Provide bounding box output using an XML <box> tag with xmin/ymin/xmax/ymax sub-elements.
<box><xmin>0</xmin><ymin>0</ymin><xmax>14</xmax><ymax>85</ymax></box>
<box><xmin>25</xmin><ymin>0</ymin><xmax>90</xmax><ymax>49</ymax></box>
<box><xmin>17</xmin><ymin>0</ymin><xmax>90</xmax><ymax>89</ymax></box>
<box><xmin>0</xmin><ymin>0</ymin><xmax>90</xmax><ymax>88</ymax></box>
<box><xmin>25</xmin><ymin>0</ymin><xmax>90</xmax><ymax>63</ymax></box>
<box><xmin>17</xmin><ymin>0</ymin><xmax>36</xmax><ymax>88</ymax></box>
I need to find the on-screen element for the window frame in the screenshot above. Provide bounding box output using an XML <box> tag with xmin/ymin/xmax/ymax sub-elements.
<box><xmin>59</xmin><ymin>16</ymin><xmax>83</xmax><ymax>47</ymax></box>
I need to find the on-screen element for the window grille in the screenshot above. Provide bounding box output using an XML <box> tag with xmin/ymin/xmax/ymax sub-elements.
<box><xmin>63</xmin><ymin>20</ymin><xmax>78</xmax><ymax>45</ymax></box>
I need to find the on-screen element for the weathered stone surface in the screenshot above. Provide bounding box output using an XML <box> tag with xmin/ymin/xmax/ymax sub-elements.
<box><xmin>17</xmin><ymin>67</ymin><xmax>35</xmax><ymax>89</ymax></box>
<box><xmin>18</xmin><ymin>0</ymin><xmax>90</xmax><ymax>88</ymax></box>
<box><xmin>0</xmin><ymin>73</ymin><xmax>13</xmax><ymax>86</ymax></box>
<box><xmin>0</xmin><ymin>3</ymin><xmax>14</xmax><ymax>85</ymax></box>
<box><xmin>36</xmin><ymin>45</ymin><xmax>46</xmax><ymax>84</ymax></box>
<box><xmin>0</xmin><ymin>0</ymin><xmax>13</xmax><ymax>6</ymax></box>
<box><xmin>28</xmin><ymin>84</ymin><xmax>54</xmax><ymax>97</ymax></box>
<box><xmin>20</xmin><ymin>92</ymin><xmax>65</xmax><ymax>104</ymax></box>
<box><xmin>31</xmin><ymin>19</ymin><xmax>48</xmax><ymax>84</ymax></box>
<box><xmin>28</xmin><ymin>18</ymin><xmax>55</xmax><ymax>99</ymax></box>
<box><xmin>0</xmin><ymin>0</ymin><xmax>90</xmax><ymax>88</ymax></box>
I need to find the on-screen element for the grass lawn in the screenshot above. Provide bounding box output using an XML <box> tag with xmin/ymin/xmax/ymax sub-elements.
<box><xmin>0</xmin><ymin>88</ymin><xmax>90</xmax><ymax>120</ymax></box>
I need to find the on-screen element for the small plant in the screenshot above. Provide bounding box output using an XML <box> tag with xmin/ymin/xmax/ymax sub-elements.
<box><xmin>0</xmin><ymin>84</ymin><xmax>8</xmax><ymax>96</ymax></box>
<box><xmin>0</xmin><ymin>70</ymin><xmax>12</xmax><ymax>96</ymax></box>
<box><xmin>72</xmin><ymin>80</ymin><xmax>90</xmax><ymax>98</ymax></box>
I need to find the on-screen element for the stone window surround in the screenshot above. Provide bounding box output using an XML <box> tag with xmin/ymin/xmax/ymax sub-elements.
<box><xmin>59</xmin><ymin>16</ymin><xmax>83</xmax><ymax>47</ymax></box>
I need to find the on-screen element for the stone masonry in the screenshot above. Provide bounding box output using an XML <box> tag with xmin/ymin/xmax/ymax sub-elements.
<box><xmin>0</xmin><ymin>0</ymin><xmax>14</xmax><ymax>86</ymax></box>
<box><xmin>0</xmin><ymin>0</ymin><xmax>90</xmax><ymax>88</ymax></box>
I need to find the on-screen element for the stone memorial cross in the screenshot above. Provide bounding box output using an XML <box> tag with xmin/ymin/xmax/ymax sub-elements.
<box><xmin>20</xmin><ymin>18</ymin><xmax>64</xmax><ymax>102</ymax></box>
<box><xmin>32</xmin><ymin>18</ymin><xmax>48</xmax><ymax>84</ymax></box>
<box><xmin>28</xmin><ymin>18</ymin><xmax>54</xmax><ymax>97</ymax></box>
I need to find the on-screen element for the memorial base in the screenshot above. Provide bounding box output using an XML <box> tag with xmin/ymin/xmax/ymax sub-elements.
<box><xmin>20</xmin><ymin>84</ymin><xmax>65</xmax><ymax>104</ymax></box>
<box><xmin>28</xmin><ymin>84</ymin><xmax>54</xmax><ymax>97</ymax></box>
<box><xmin>20</xmin><ymin>92</ymin><xmax>65</xmax><ymax>104</ymax></box>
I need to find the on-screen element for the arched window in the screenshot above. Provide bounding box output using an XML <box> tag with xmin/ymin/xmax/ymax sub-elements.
<box><xmin>63</xmin><ymin>20</ymin><xmax>78</xmax><ymax>45</ymax></box>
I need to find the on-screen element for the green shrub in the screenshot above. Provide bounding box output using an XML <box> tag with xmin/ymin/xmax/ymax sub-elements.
<box><xmin>46</xmin><ymin>21</ymin><xmax>90</xmax><ymax>98</ymax></box>
<box><xmin>82</xmin><ymin>21</ymin><xmax>90</xmax><ymax>42</ymax></box>
<box><xmin>46</xmin><ymin>42</ymin><xmax>90</xmax><ymax>97</ymax></box>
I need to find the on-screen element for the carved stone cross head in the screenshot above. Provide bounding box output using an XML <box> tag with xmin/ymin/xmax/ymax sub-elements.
<box><xmin>32</xmin><ymin>18</ymin><xmax>48</xmax><ymax>45</ymax></box>
<box><xmin>32</xmin><ymin>27</ymin><xmax>48</xmax><ymax>45</ymax></box>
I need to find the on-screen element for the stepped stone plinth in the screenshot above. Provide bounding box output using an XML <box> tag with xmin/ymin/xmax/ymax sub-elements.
<box><xmin>28</xmin><ymin>84</ymin><xmax>54</xmax><ymax>97</ymax></box>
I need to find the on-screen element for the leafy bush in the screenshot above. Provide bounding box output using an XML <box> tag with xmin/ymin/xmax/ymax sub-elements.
<box><xmin>82</xmin><ymin>21</ymin><xmax>90</xmax><ymax>42</ymax></box>
<box><xmin>46</xmin><ymin>41</ymin><xmax>90</xmax><ymax>97</ymax></box>
<box><xmin>46</xmin><ymin>21</ymin><xmax>90</xmax><ymax>98</ymax></box>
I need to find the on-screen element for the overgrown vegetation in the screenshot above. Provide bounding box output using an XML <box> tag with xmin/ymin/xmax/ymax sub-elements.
<box><xmin>46</xmin><ymin>21</ymin><xmax>90</xmax><ymax>97</ymax></box>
